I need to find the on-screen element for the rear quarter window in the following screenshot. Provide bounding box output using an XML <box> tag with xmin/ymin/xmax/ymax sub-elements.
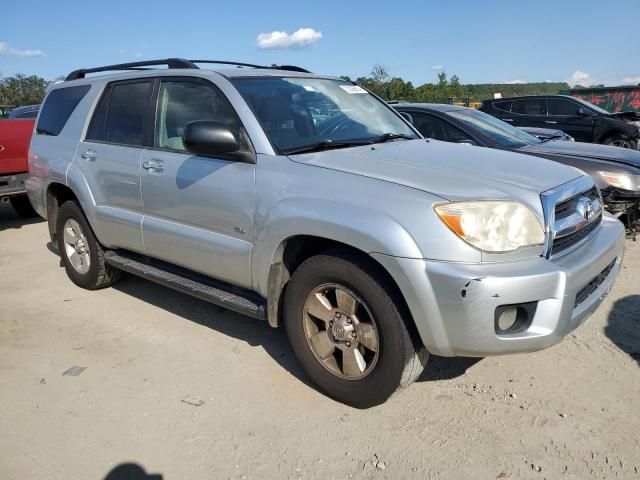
<box><xmin>493</xmin><ymin>101</ymin><xmax>512</xmax><ymax>113</ymax></box>
<box><xmin>36</xmin><ymin>85</ymin><xmax>90</xmax><ymax>136</ymax></box>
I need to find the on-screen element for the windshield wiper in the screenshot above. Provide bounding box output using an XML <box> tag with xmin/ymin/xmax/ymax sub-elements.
<box><xmin>283</xmin><ymin>140</ymin><xmax>371</xmax><ymax>155</ymax></box>
<box><xmin>369</xmin><ymin>132</ymin><xmax>415</xmax><ymax>144</ymax></box>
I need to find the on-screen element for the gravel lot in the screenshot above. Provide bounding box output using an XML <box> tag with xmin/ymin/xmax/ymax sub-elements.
<box><xmin>1</xmin><ymin>203</ymin><xmax>639</xmax><ymax>480</ymax></box>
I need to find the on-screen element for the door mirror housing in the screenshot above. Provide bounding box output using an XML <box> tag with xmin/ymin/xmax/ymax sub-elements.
<box><xmin>183</xmin><ymin>121</ymin><xmax>239</xmax><ymax>157</ymax></box>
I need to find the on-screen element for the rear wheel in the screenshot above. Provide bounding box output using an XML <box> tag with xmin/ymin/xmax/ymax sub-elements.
<box><xmin>603</xmin><ymin>134</ymin><xmax>637</xmax><ymax>150</ymax></box>
<box><xmin>284</xmin><ymin>251</ymin><xmax>428</xmax><ymax>408</ymax></box>
<box><xmin>10</xmin><ymin>194</ymin><xmax>37</xmax><ymax>218</ymax></box>
<box><xmin>55</xmin><ymin>200</ymin><xmax>122</xmax><ymax>289</ymax></box>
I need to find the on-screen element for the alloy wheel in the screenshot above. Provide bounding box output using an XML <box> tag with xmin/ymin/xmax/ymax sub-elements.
<box><xmin>302</xmin><ymin>283</ymin><xmax>379</xmax><ymax>380</ymax></box>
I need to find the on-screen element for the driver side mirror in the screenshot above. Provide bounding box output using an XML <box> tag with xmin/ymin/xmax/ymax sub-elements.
<box><xmin>183</xmin><ymin>120</ymin><xmax>239</xmax><ymax>158</ymax></box>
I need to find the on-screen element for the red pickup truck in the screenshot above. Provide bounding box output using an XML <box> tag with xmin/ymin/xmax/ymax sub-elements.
<box><xmin>0</xmin><ymin>118</ymin><xmax>37</xmax><ymax>217</ymax></box>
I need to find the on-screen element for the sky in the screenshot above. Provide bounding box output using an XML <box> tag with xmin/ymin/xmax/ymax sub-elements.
<box><xmin>2</xmin><ymin>0</ymin><xmax>639</xmax><ymax>87</ymax></box>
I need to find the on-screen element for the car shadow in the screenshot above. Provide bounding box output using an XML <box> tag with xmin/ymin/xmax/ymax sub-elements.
<box><xmin>112</xmin><ymin>275</ymin><xmax>314</xmax><ymax>388</ymax></box>
<box><xmin>417</xmin><ymin>355</ymin><xmax>482</xmax><ymax>382</ymax></box>
<box><xmin>104</xmin><ymin>463</ymin><xmax>162</xmax><ymax>480</ymax></box>
<box><xmin>604</xmin><ymin>294</ymin><xmax>640</xmax><ymax>366</ymax></box>
<box><xmin>0</xmin><ymin>203</ymin><xmax>44</xmax><ymax>231</ymax></box>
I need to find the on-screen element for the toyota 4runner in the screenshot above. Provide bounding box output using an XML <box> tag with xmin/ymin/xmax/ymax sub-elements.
<box><xmin>27</xmin><ymin>59</ymin><xmax>625</xmax><ymax>407</ymax></box>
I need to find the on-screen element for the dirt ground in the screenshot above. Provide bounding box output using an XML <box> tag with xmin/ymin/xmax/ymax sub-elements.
<box><xmin>0</xmin><ymin>203</ymin><xmax>638</xmax><ymax>480</ymax></box>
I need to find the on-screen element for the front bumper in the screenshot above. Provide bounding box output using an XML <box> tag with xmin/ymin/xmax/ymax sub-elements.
<box><xmin>0</xmin><ymin>172</ymin><xmax>28</xmax><ymax>198</ymax></box>
<box><xmin>372</xmin><ymin>214</ymin><xmax>625</xmax><ymax>357</ymax></box>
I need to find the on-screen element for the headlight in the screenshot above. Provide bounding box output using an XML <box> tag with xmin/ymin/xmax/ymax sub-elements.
<box><xmin>598</xmin><ymin>171</ymin><xmax>640</xmax><ymax>191</ymax></box>
<box><xmin>435</xmin><ymin>201</ymin><xmax>545</xmax><ymax>253</ymax></box>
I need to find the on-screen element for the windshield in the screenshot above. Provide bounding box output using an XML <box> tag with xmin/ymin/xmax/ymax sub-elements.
<box><xmin>572</xmin><ymin>96</ymin><xmax>610</xmax><ymax>115</ymax></box>
<box><xmin>447</xmin><ymin>109</ymin><xmax>542</xmax><ymax>148</ymax></box>
<box><xmin>232</xmin><ymin>77</ymin><xmax>418</xmax><ymax>154</ymax></box>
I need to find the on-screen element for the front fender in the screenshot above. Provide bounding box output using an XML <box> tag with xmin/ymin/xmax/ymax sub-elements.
<box><xmin>252</xmin><ymin>197</ymin><xmax>423</xmax><ymax>296</ymax></box>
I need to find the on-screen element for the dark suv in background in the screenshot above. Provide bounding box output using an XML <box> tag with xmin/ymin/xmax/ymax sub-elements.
<box><xmin>479</xmin><ymin>95</ymin><xmax>640</xmax><ymax>149</ymax></box>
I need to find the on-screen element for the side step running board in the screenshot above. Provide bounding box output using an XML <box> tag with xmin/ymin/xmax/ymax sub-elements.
<box><xmin>104</xmin><ymin>250</ymin><xmax>266</xmax><ymax>320</ymax></box>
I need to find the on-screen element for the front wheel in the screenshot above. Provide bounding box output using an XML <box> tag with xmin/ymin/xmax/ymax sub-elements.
<box><xmin>284</xmin><ymin>251</ymin><xmax>428</xmax><ymax>408</ymax></box>
<box><xmin>603</xmin><ymin>134</ymin><xmax>637</xmax><ymax>150</ymax></box>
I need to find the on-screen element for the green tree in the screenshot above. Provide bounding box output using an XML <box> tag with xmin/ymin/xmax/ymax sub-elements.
<box><xmin>0</xmin><ymin>74</ymin><xmax>48</xmax><ymax>106</ymax></box>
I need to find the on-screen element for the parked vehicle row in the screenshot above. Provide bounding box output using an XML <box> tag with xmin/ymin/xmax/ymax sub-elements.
<box><xmin>23</xmin><ymin>58</ymin><xmax>625</xmax><ymax>407</ymax></box>
<box><xmin>0</xmin><ymin>117</ymin><xmax>38</xmax><ymax>217</ymax></box>
<box><xmin>479</xmin><ymin>95</ymin><xmax>640</xmax><ymax>150</ymax></box>
<box><xmin>393</xmin><ymin>103</ymin><xmax>640</xmax><ymax>237</ymax></box>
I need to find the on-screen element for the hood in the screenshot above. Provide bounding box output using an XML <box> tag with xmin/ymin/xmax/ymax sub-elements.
<box><xmin>288</xmin><ymin>139</ymin><xmax>583</xmax><ymax>204</ymax></box>
<box><xmin>522</xmin><ymin>140</ymin><xmax>640</xmax><ymax>171</ymax></box>
<box><xmin>609</xmin><ymin>111</ymin><xmax>640</xmax><ymax>121</ymax></box>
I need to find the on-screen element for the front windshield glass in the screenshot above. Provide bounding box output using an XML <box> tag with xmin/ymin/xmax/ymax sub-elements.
<box><xmin>232</xmin><ymin>77</ymin><xmax>418</xmax><ymax>154</ymax></box>
<box><xmin>572</xmin><ymin>96</ymin><xmax>610</xmax><ymax>115</ymax></box>
<box><xmin>447</xmin><ymin>109</ymin><xmax>541</xmax><ymax>148</ymax></box>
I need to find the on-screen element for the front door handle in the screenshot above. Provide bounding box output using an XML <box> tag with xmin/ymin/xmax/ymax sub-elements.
<box><xmin>502</xmin><ymin>118</ymin><xmax>514</xmax><ymax>122</ymax></box>
<box><xmin>545</xmin><ymin>120</ymin><xmax>558</xmax><ymax>124</ymax></box>
<box><xmin>81</xmin><ymin>149</ymin><xmax>96</xmax><ymax>161</ymax></box>
<box><xmin>143</xmin><ymin>160</ymin><xmax>164</xmax><ymax>172</ymax></box>
<box><xmin>0</xmin><ymin>144</ymin><xmax>5</xmax><ymax>152</ymax></box>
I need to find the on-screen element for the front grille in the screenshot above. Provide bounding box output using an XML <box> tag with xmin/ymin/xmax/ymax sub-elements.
<box><xmin>551</xmin><ymin>186</ymin><xmax>602</xmax><ymax>255</ymax></box>
<box><xmin>574</xmin><ymin>259</ymin><xmax>616</xmax><ymax>307</ymax></box>
<box><xmin>552</xmin><ymin>214</ymin><xmax>602</xmax><ymax>253</ymax></box>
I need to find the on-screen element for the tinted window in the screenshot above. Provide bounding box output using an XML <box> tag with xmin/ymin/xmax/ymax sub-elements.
<box><xmin>411</xmin><ymin>112</ymin><xmax>474</xmax><ymax>143</ymax></box>
<box><xmin>18</xmin><ymin>111</ymin><xmax>38</xmax><ymax>118</ymax></box>
<box><xmin>548</xmin><ymin>98</ymin><xmax>580</xmax><ymax>116</ymax></box>
<box><xmin>511</xmin><ymin>99</ymin><xmax>547</xmax><ymax>115</ymax></box>
<box><xmin>155</xmin><ymin>80</ymin><xmax>241</xmax><ymax>151</ymax></box>
<box><xmin>36</xmin><ymin>85</ymin><xmax>90</xmax><ymax>136</ymax></box>
<box><xmin>493</xmin><ymin>101</ymin><xmax>512</xmax><ymax>113</ymax></box>
<box><xmin>86</xmin><ymin>81</ymin><xmax>151</xmax><ymax>146</ymax></box>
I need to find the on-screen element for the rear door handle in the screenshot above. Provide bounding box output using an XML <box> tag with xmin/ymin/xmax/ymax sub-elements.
<box><xmin>502</xmin><ymin>118</ymin><xmax>514</xmax><ymax>122</ymax></box>
<box><xmin>143</xmin><ymin>159</ymin><xmax>164</xmax><ymax>172</ymax></box>
<box><xmin>545</xmin><ymin>120</ymin><xmax>558</xmax><ymax>124</ymax></box>
<box><xmin>81</xmin><ymin>149</ymin><xmax>96</xmax><ymax>161</ymax></box>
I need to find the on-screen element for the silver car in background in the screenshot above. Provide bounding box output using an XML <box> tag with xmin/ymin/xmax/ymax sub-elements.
<box><xmin>26</xmin><ymin>59</ymin><xmax>624</xmax><ymax>407</ymax></box>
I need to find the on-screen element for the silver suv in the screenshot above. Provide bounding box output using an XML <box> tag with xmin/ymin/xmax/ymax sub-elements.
<box><xmin>27</xmin><ymin>59</ymin><xmax>625</xmax><ymax>407</ymax></box>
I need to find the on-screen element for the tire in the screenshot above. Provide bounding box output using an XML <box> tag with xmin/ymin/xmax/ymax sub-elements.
<box><xmin>10</xmin><ymin>194</ymin><xmax>38</xmax><ymax>218</ymax></box>
<box><xmin>602</xmin><ymin>134</ymin><xmax>637</xmax><ymax>150</ymax></box>
<box><xmin>55</xmin><ymin>200</ymin><xmax>122</xmax><ymax>290</ymax></box>
<box><xmin>284</xmin><ymin>250</ymin><xmax>428</xmax><ymax>408</ymax></box>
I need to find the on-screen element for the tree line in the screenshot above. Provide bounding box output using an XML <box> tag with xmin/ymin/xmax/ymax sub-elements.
<box><xmin>1</xmin><ymin>66</ymin><xmax>570</xmax><ymax>110</ymax></box>
<box><xmin>346</xmin><ymin>65</ymin><xmax>569</xmax><ymax>104</ymax></box>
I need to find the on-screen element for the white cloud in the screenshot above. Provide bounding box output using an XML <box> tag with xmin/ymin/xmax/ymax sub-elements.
<box><xmin>256</xmin><ymin>27</ymin><xmax>323</xmax><ymax>49</ymax></box>
<box><xmin>431</xmin><ymin>65</ymin><xmax>444</xmax><ymax>70</ymax></box>
<box><xmin>567</xmin><ymin>70</ymin><xmax>592</xmax><ymax>87</ymax></box>
<box><xmin>620</xmin><ymin>76</ymin><xmax>640</xmax><ymax>85</ymax></box>
<box><xmin>0</xmin><ymin>41</ymin><xmax>45</xmax><ymax>57</ymax></box>
<box><xmin>500</xmin><ymin>79</ymin><xmax>526</xmax><ymax>84</ymax></box>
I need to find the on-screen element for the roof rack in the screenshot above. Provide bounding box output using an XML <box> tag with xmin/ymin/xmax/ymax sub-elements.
<box><xmin>65</xmin><ymin>58</ymin><xmax>311</xmax><ymax>81</ymax></box>
<box><xmin>190</xmin><ymin>60</ymin><xmax>310</xmax><ymax>73</ymax></box>
<box><xmin>65</xmin><ymin>58</ymin><xmax>198</xmax><ymax>81</ymax></box>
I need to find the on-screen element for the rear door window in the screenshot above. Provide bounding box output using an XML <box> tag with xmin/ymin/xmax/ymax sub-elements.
<box><xmin>86</xmin><ymin>80</ymin><xmax>152</xmax><ymax>146</ymax></box>
<box><xmin>36</xmin><ymin>85</ymin><xmax>90</xmax><ymax>136</ymax></box>
<box><xmin>511</xmin><ymin>99</ymin><xmax>547</xmax><ymax>116</ymax></box>
<box><xmin>493</xmin><ymin>101</ymin><xmax>512</xmax><ymax>113</ymax></box>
